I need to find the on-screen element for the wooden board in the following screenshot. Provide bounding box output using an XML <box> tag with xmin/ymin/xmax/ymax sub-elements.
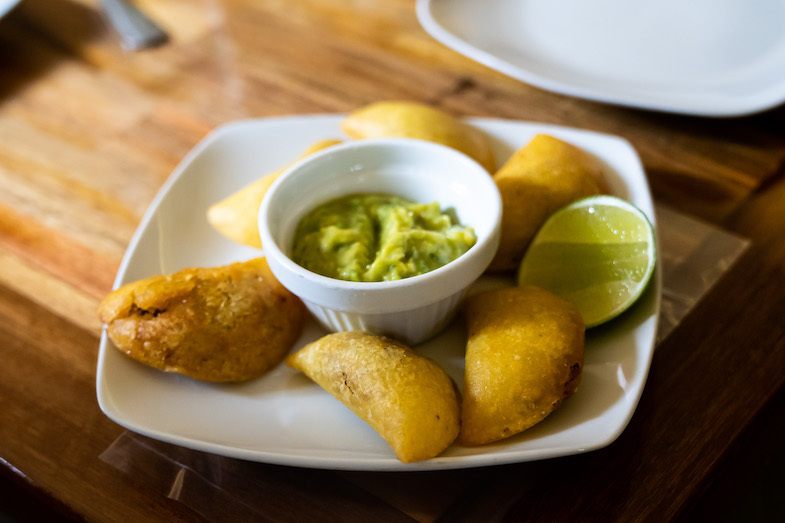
<box><xmin>2</xmin><ymin>0</ymin><xmax>785</xmax><ymax>520</ymax></box>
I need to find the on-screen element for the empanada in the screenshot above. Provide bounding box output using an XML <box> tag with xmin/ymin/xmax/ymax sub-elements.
<box><xmin>98</xmin><ymin>258</ymin><xmax>304</xmax><ymax>382</ymax></box>
<box><xmin>287</xmin><ymin>332</ymin><xmax>460</xmax><ymax>462</ymax></box>
<box><xmin>461</xmin><ymin>286</ymin><xmax>584</xmax><ymax>445</ymax></box>
<box><xmin>490</xmin><ymin>134</ymin><xmax>607</xmax><ymax>272</ymax></box>
<box><xmin>342</xmin><ymin>101</ymin><xmax>495</xmax><ymax>172</ymax></box>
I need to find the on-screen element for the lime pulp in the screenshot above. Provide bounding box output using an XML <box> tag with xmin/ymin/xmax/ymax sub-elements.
<box><xmin>517</xmin><ymin>195</ymin><xmax>656</xmax><ymax>328</ymax></box>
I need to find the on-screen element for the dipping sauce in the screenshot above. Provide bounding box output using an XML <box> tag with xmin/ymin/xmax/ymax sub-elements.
<box><xmin>292</xmin><ymin>194</ymin><xmax>476</xmax><ymax>282</ymax></box>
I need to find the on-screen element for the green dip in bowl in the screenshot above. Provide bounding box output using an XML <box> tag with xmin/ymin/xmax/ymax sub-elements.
<box><xmin>291</xmin><ymin>193</ymin><xmax>476</xmax><ymax>282</ymax></box>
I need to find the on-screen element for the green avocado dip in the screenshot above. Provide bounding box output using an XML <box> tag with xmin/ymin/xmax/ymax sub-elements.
<box><xmin>291</xmin><ymin>194</ymin><xmax>477</xmax><ymax>282</ymax></box>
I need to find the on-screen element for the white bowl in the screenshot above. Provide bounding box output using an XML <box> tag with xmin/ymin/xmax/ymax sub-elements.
<box><xmin>258</xmin><ymin>138</ymin><xmax>501</xmax><ymax>344</ymax></box>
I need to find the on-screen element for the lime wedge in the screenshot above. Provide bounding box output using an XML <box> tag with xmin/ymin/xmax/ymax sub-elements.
<box><xmin>517</xmin><ymin>195</ymin><xmax>656</xmax><ymax>328</ymax></box>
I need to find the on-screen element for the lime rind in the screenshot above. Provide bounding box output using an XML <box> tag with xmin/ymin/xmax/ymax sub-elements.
<box><xmin>517</xmin><ymin>195</ymin><xmax>656</xmax><ymax>328</ymax></box>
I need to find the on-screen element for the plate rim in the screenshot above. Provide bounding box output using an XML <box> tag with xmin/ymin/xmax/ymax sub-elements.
<box><xmin>416</xmin><ymin>0</ymin><xmax>785</xmax><ymax>117</ymax></box>
<box><xmin>96</xmin><ymin>114</ymin><xmax>661</xmax><ymax>471</ymax></box>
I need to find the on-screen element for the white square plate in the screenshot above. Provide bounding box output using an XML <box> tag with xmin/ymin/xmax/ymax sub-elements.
<box><xmin>418</xmin><ymin>0</ymin><xmax>785</xmax><ymax>116</ymax></box>
<box><xmin>96</xmin><ymin>115</ymin><xmax>660</xmax><ymax>471</ymax></box>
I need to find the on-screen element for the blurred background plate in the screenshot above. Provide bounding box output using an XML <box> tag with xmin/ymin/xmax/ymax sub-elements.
<box><xmin>0</xmin><ymin>0</ymin><xmax>20</xmax><ymax>18</ymax></box>
<box><xmin>418</xmin><ymin>0</ymin><xmax>785</xmax><ymax>117</ymax></box>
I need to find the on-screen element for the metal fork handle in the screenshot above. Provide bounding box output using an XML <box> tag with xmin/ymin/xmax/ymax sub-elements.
<box><xmin>101</xmin><ymin>0</ymin><xmax>168</xmax><ymax>51</ymax></box>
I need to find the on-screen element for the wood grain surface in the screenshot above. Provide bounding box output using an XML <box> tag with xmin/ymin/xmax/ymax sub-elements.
<box><xmin>2</xmin><ymin>0</ymin><xmax>785</xmax><ymax>521</ymax></box>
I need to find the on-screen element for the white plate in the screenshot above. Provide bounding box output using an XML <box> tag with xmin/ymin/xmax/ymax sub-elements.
<box><xmin>0</xmin><ymin>0</ymin><xmax>20</xmax><ymax>18</ymax></box>
<box><xmin>96</xmin><ymin>115</ymin><xmax>660</xmax><ymax>471</ymax></box>
<box><xmin>417</xmin><ymin>0</ymin><xmax>785</xmax><ymax>117</ymax></box>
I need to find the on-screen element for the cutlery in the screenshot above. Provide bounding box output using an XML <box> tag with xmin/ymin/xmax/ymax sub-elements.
<box><xmin>101</xmin><ymin>0</ymin><xmax>168</xmax><ymax>51</ymax></box>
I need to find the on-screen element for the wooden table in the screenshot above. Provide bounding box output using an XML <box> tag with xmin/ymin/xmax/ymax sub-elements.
<box><xmin>2</xmin><ymin>1</ymin><xmax>785</xmax><ymax>521</ymax></box>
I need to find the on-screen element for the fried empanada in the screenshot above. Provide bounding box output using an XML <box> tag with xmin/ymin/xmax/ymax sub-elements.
<box><xmin>98</xmin><ymin>258</ymin><xmax>305</xmax><ymax>382</ymax></box>
<box><xmin>461</xmin><ymin>286</ymin><xmax>584</xmax><ymax>445</ymax></box>
<box><xmin>207</xmin><ymin>139</ymin><xmax>341</xmax><ymax>248</ymax></box>
<box><xmin>490</xmin><ymin>134</ymin><xmax>607</xmax><ymax>272</ymax></box>
<box><xmin>287</xmin><ymin>332</ymin><xmax>460</xmax><ymax>462</ymax></box>
<box><xmin>342</xmin><ymin>101</ymin><xmax>496</xmax><ymax>172</ymax></box>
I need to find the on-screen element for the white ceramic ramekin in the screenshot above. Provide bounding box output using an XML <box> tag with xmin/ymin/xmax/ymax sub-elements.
<box><xmin>258</xmin><ymin>138</ymin><xmax>501</xmax><ymax>345</ymax></box>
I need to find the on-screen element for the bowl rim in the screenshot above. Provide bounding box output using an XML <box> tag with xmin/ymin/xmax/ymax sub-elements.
<box><xmin>258</xmin><ymin>137</ymin><xmax>502</xmax><ymax>293</ymax></box>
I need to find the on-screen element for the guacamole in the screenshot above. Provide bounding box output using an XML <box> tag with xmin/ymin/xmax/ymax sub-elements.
<box><xmin>292</xmin><ymin>194</ymin><xmax>476</xmax><ymax>282</ymax></box>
